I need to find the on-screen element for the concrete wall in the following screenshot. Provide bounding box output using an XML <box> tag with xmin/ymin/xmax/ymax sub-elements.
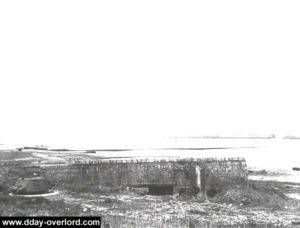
<box><xmin>46</xmin><ymin>158</ymin><xmax>248</xmax><ymax>194</ymax></box>
<box><xmin>204</xmin><ymin>159</ymin><xmax>248</xmax><ymax>193</ymax></box>
<box><xmin>0</xmin><ymin>158</ymin><xmax>248</xmax><ymax>195</ymax></box>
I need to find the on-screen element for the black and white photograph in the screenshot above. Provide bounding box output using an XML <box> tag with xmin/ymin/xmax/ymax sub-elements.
<box><xmin>1</xmin><ymin>0</ymin><xmax>300</xmax><ymax>227</ymax></box>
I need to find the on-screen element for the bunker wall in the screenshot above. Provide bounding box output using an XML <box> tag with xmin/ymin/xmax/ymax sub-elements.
<box><xmin>0</xmin><ymin>158</ymin><xmax>248</xmax><ymax>194</ymax></box>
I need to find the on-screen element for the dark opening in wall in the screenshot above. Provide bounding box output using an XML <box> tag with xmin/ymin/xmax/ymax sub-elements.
<box><xmin>148</xmin><ymin>185</ymin><xmax>174</xmax><ymax>195</ymax></box>
<box><xmin>206</xmin><ymin>189</ymin><xmax>221</xmax><ymax>198</ymax></box>
<box><xmin>179</xmin><ymin>186</ymin><xmax>200</xmax><ymax>196</ymax></box>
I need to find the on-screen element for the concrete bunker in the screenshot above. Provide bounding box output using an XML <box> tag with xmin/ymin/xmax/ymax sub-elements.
<box><xmin>58</xmin><ymin>157</ymin><xmax>248</xmax><ymax>196</ymax></box>
<box><xmin>0</xmin><ymin>157</ymin><xmax>248</xmax><ymax>196</ymax></box>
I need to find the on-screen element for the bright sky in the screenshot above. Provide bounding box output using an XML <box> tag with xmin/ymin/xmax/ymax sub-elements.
<box><xmin>0</xmin><ymin>1</ymin><xmax>300</xmax><ymax>148</ymax></box>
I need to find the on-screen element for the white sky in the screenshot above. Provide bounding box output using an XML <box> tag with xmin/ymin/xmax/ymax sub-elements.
<box><xmin>0</xmin><ymin>1</ymin><xmax>300</xmax><ymax>148</ymax></box>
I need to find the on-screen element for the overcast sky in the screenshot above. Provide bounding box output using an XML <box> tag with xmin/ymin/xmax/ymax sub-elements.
<box><xmin>0</xmin><ymin>1</ymin><xmax>300</xmax><ymax>148</ymax></box>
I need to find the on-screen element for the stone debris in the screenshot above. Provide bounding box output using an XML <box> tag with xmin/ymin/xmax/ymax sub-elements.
<box><xmin>57</xmin><ymin>191</ymin><xmax>300</xmax><ymax>227</ymax></box>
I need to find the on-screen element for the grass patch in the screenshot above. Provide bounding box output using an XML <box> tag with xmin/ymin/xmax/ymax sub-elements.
<box><xmin>213</xmin><ymin>180</ymin><xmax>295</xmax><ymax>210</ymax></box>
